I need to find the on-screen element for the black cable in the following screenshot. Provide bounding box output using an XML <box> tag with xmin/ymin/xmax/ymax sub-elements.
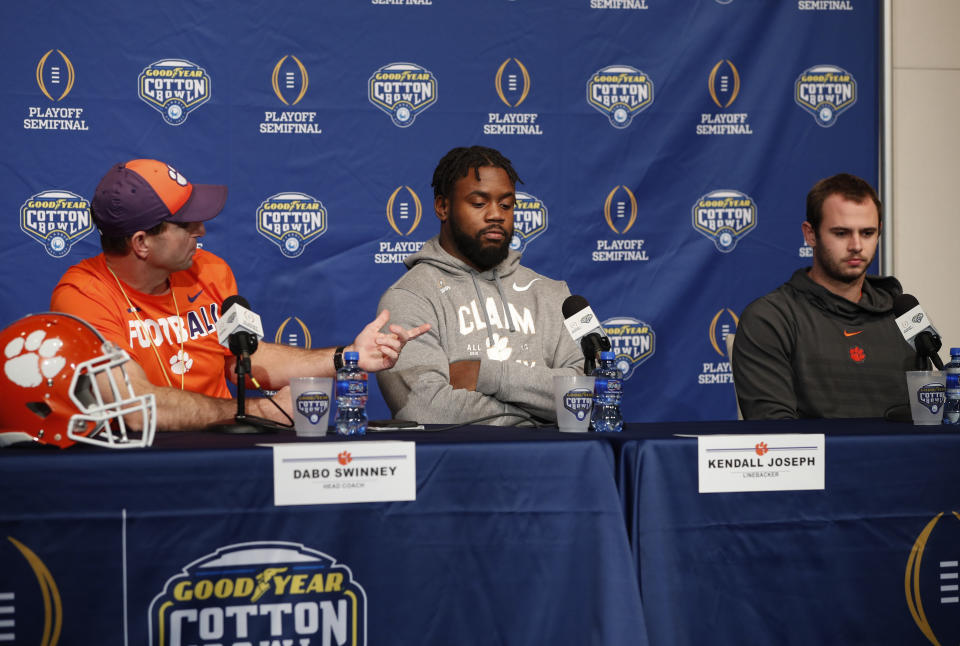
<box><xmin>426</xmin><ymin>412</ymin><xmax>551</xmax><ymax>432</ymax></box>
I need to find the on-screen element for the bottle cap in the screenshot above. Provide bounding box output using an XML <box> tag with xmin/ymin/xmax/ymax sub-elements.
<box><xmin>344</xmin><ymin>351</ymin><xmax>360</xmax><ymax>361</ymax></box>
<box><xmin>599</xmin><ymin>351</ymin><xmax>615</xmax><ymax>360</ymax></box>
<box><xmin>951</xmin><ymin>347</ymin><xmax>960</xmax><ymax>356</ymax></box>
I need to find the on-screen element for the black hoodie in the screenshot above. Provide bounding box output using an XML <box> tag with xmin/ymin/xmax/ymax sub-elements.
<box><xmin>732</xmin><ymin>269</ymin><xmax>916</xmax><ymax>419</ymax></box>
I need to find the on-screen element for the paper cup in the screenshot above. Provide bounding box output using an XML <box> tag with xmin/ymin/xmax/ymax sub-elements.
<box><xmin>290</xmin><ymin>377</ymin><xmax>333</xmax><ymax>436</ymax></box>
<box><xmin>905</xmin><ymin>370</ymin><xmax>945</xmax><ymax>425</ymax></box>
<box><xmin>553</xmin><ymin>375</ymin><xmax>596</xmax><ymax>432</ymax></box>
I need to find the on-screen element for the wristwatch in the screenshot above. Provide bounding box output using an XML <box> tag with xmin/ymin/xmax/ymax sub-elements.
<box><xmin>333</xmin><ymin>345</ymin><xmax>346</xmax><ymax>371</ymax></box>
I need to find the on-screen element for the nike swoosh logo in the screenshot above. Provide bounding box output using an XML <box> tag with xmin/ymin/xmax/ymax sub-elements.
<box><xmin>843</xmin><ymin>330</ymin><xmax>863</xmax><ymax>337</ymax></box>
<box><xmin>512</xmin><ymin>278</ymin><xmax>541</xmax><ymax>292</ymax></box>
<box><xmin>188</xmin><ymin>289</ymin><xmax>204</xmax><ymax>303</ymax></box>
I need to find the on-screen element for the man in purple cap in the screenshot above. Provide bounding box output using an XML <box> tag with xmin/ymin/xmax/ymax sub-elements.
<box><xmin>51</xmin><ymin>159</ymin><xmax>429</xmax><ymax>431</ymax></box>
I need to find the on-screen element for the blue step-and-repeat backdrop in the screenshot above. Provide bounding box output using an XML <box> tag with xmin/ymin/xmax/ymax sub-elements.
<box><xmin>0</xmin><ymin>0</ymin><xmax>879</xmax><ymax>422</ymax></box>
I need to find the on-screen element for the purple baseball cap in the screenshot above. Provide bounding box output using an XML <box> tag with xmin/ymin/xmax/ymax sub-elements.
<box><xmin>91</xmin><ymin>159</ymin><xmax>228</xmax><ymax>237</ymax></box>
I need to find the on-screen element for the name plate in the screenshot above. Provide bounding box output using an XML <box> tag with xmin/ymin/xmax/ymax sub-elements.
<box><xmin>272</xmin><ymin>441</ymin><xmax>416</xmax><ymax>506</ymax></box>
<box><xmin>697</xmin><ymin>434</ymin><xmax>825</xmax><ymax>493</ymax></box>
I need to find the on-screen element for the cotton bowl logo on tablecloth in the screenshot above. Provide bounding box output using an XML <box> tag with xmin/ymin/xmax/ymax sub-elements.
<box><xmin>692</xmin><ymin>189</ymin><xmax>757</xmax><ymax>253</ymax></box>
<box><xmin>20</xmin><ymin>190</ymin><xmax>93</xmax><ymax>257</ymax></box>
<box><xmin>587</xmin><ymin>65</ymin><xmax>654</xmax><ymax>129</ymax></box>
<box><xmin>368</xmin><ymin>62</ymin><xmax>437</xmax><ymax>127</ymax></box>
<box><xmin>256</xmin><ymin>192</ymin><xmax>328</xmax><ymax>258</ymax></box>
<box><xmin>794</xmin><ymin>64</ymin><xmax>856</xmax><ymax>127</ymax></box>
<box><xmin>138</xmin><ymin>59</ymin><xmax>212</xmax><ymax>126</ymax></box>
<box><xmin>149</xmin><ymin>541</ymin><xmax>367</xmax><ymax>646</ymax></box>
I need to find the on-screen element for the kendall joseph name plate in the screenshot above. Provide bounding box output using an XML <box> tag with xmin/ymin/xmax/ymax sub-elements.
<box><xmin>272</xmin><ymin>441</ymin><xmax>416</xmax><ymax>506</ymax></box>
<box><xmin>697</xmin><ymin>434</ymin><xmax>825</xmax><ymax>493</ymax></box>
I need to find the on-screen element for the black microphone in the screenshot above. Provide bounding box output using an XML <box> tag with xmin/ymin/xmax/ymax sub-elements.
<box><xmin>893</xmin><ymin>294</ymin><xmax>944</xmax><ymax>370</ymax></box>
<box><xmin>562</xmin><ymin>295</ymin><xmax>611</xmax><ymax>375</ymax></box>
<box><xmin>216</xmin><ymin>295</ymin><xmax>263</xmax><ymax>365</ymax></box>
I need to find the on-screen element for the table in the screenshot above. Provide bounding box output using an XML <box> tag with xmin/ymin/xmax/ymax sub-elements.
<box><xmin>0</xmin><ymin>428</ymin><xmax>646</xmax><ymax>646</ymax></box>
<box><xmin>616</xmin><ymin>418</ymin><xmax>960</xmax><ymax>646</ymax></box>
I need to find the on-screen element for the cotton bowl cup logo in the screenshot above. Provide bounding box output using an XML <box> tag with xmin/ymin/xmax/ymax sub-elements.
<box><xmin>601</xmin><ymin>317</ymin><xmax>655</xmax><ymax>379</ymax></box>
<box><xmin>148</xmin><ymin>541</ymin><xmax>367</xmax><ymax>646</ymax></box>
<box><xmin>368</xmin><ymin>62</ymin><xmax>437</xmax><ymax>127</ymax></box>
<box><xmin>587</xmin><ymin>65</ymin><xmax>654</xmax><ymax>129</ymax></box>
<box><xmin>36</xmin><ymin>49</ymin><xmax>75</xmax><ymax>101</ymax></box>
<box><xmin>296</xmin><ymin>391</ymin><xmax>330</xmax><ymax>424</ymax></box>
<box><xmin>795</xmin><ymin>64</ymin><xmax>857</xmax><ymax>127</ymax></box>
<box><xmin>692</xmin><ymin>189</ymin><xmax>757</xmax><ymax>253</ymax></box>
<box><xmin>20</xmin><ymin>190</ymin><xmax>93</xmax><ymax>257</ymax></box>
<box><xmin>496</xmin><ymin>58</ymin><xmax>531</xmax><ymax>108</ymax></box>
<box><xmin>256</xmin><ymin>192</ymin><xmax>328</xmax><ymax>258</ymax></box>
<box><xmin>563</xmin><ymin>388</ymin><xmax>593</xmax><ymax>421</ymax></box>
<box><xmin>511</xmin><ymin>191</ymin><xmax>548</xmax><ymax>252</ymax></box>
<box><xmin>272</xmin><ymin>55</ymin><xmax>308</xmax><ymax>105</ymax></box>
<box><xmin>386</xmin><ymin>186</ymin><xmax>423</xmax><ymax>236</ymax></box>
<box><xmin>138</xmin><ymin>58</ymin><xmax>212</xmax><ymax>125</ymax></box>
<box><xmin>918</xmin><ymin>382</ymin><xmax>946</xmax><ymax>413</ymax></box>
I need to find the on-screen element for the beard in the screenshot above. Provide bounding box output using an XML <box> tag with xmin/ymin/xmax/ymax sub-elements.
<box><xmin>449</xmin><ymin>215</ymin><xmax>511</xmax><ymax>271</ymax></box>
<box><xmin>813</xmin><ymin>243</ymin><xmax>872</xmax><ymax>284</ymax></box>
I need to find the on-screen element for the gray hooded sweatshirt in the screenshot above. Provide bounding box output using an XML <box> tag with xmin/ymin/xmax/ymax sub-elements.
<box><xmin>376</xmin><ymin>236</ymin><xmax>584</xmax><ymax>425</ymax></box>
<box><xmin>732</xmin><ymin>268</ymin><xmax>916</xmax><ymax>419</ymax></box>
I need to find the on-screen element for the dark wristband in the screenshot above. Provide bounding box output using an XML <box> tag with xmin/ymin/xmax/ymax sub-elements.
<box><xmin>333</xmin><ymin>345</ymin><xmax>346</xmax><ymax>371</ymax></box>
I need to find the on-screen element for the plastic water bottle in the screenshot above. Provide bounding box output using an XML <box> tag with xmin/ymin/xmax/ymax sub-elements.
<box><xmin>943</xmin><ymin>348</ymin><xmax>960</xmax><ymax>425</ymax></box>
<box><xmin>335</xmin><ymin>351</ymin><xmax>368</xmax><ymax>435</ymax></box>
<box><xmin>591</xmin><ymin>351</ymin><xmax>623</xmax><ymax>433</ymax></box>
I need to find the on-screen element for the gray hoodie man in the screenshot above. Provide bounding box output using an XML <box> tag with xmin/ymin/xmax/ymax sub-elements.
<box><xmin>377</xmin><ymin>236</ymin><xmax>583</xmax><ymax>425</ymax></box>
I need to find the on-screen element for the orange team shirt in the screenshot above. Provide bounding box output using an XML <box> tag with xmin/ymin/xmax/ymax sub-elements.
<box><xmin>50</xmin><ymin>249</ymin><xmax>237</xmax><ymax>398</ymax></box>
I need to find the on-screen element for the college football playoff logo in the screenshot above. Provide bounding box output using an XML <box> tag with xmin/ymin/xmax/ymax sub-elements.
<box><xmin>36</xmin><ymin>49</ymin><xmax>75</xmax><ymax>102</ymax></box>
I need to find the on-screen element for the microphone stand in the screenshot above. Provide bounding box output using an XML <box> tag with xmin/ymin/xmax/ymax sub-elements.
<box><xmin>209</xmin><ymin>348</ymin><xmax>279</xmax><ymax>435</ymax></box>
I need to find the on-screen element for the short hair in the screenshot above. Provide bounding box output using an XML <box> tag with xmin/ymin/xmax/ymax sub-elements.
<box><xmin>805</xmin><ymin>173</ymin><xmax>882</xmax><ymax>233</ymax></box>
<box><xmin>431</xmin><ymin>146</ymin><xmax>522</xmax><ymax>199</ymax></box>
<box><xmin>96</xmin><ymin>202</ymin><xmax>171</xmax><ymax>256</ymax></box>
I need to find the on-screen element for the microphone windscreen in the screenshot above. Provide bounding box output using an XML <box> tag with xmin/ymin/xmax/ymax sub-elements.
<box><xmin>562</xmin><ymin>294</ymin><xmax>590</xmax><ymax>318</ymax></box>
<box><xmin>222</xmin><ymin>294</ymin><xmax>251</xmax><ymax>313</ymax></box>
<box><xmin>893</xmin><ymin>293</ymin><xmax>920</xmax><ymax>317</ymax></box>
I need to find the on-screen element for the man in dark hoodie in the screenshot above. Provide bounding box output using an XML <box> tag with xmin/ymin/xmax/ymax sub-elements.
<box><xmin>732</xmin><ymin>173</ymin><xmax>915</xmax><ymax>419</ymax></box>
<box><xmin>376</xmin><ymin>146</ymin><xmax>584</xmax><ymax>425</ymax></box>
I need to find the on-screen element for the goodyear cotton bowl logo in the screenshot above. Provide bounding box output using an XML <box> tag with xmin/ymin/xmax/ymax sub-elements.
<box><xmin>368</xmin><ymin>62</ymin><xmax>437</xmax><ymax>127</ymax></box>
<box><xmin>1</xmin><ymin>536</ymin><xmax>63</xmax><ymax>646</ymax></box>
<box><xmin>510</xmin><ymin>191</ymin><xmax>547</xmax><ymax>252</ymax></box>
<box><xmin>138</xmin><ymin>59</ymin><xmax>212</xmax><ymax>126</ymax></box>
<box><xmin>149</xmin><ymin>541</ymin><xmax>367</xmax><ymax>646</ymax></box>
<box><xmin>587</xmin><ymin>65</ymin><xmax>654</xmax><ymax>129</ymax></box>
<box><xmin>917</xmin><ymin>381</ymin><xmax>946</xmax><ymax>414</ymax></box>
<box><xmin>275</xmin><ymin>317</ymin><xmax>312</xmax><ymax>348</ymax></box>
<box><xmin>563</xmin><ymin>388</ymin><xmax>593</xmax><ymax>421</ymax></box>
<box><xmin>20</xmin><ymin>190</ymin><xmax>92</xmax><ymax>257</ymax></box>
<box><xmin>602</xmin><ymin>317</ymin><xmax>655</xmax><ymax>380</ymax></box>
<box><xmin>257</xmin><ymin>192</ymin><xmax>328</xmax><ymax>258</ymax></box>
<box><xmin>906</xmin><ymin>512</ymin><xmax>960</xmax><ymax>646</ymax></box>
<box><xmin>794</xmin><ymin>64</ymin><xmax>857</xmax><ymax>127</ymax></box>
<box><xmin>700</xmin><ymin>308</ymin><xmax>739</xmax><ymax>385</ymax></box>
<box><xmin>692</xmin><ymin>189</ymin><xmax>757</xmax><ymax>253</ymax></box>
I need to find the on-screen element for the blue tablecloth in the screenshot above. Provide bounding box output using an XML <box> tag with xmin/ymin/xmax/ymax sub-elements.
<box><xmin>617</xmin><ymin>418</ymin><xmax>960</xmax><ymax>646</ymax></box>
<box><xmin>0</xmin><ymin>430</ymin><xmax>646</xmax><ymax>646</ymax></box>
